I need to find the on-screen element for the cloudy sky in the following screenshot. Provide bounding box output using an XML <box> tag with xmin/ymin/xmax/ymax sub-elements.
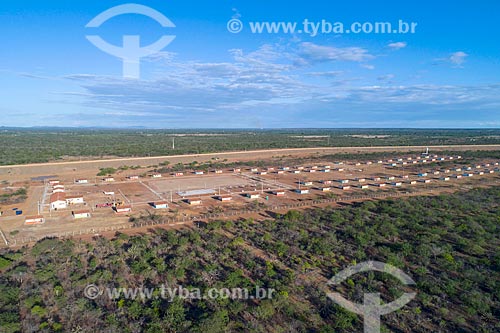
<box><xmin>0</xmin><ymin>0</ymin><xmax>499</xmax><ymax>128</ymax></box>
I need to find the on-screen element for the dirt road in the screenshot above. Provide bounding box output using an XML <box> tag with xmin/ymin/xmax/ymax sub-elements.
<box><xmin>1</xmin><ymin>145</ymin><xmax>499</xmax><ymax>180</ymax></box>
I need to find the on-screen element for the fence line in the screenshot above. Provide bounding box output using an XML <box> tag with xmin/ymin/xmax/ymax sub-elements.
<box><xmin>8</xmin><ymin>190</ymin><xmax>418</xmax><ymax>246</ymax></box>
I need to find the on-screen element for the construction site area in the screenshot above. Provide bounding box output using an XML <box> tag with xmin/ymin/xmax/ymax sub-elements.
<box><xmin>0</xmin><ymin>148</ymin><xmax>499</xmax><ymax>247</ymax></box>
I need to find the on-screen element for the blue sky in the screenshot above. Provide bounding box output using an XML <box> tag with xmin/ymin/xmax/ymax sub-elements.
<box><xmin>0</xmin><ymin>0</ymin><xmax>499</xmax><ymax>128</ymax></box>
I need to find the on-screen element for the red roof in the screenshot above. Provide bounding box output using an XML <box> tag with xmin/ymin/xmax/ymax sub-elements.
<box><xmin>73</xmin><ymin>210</ymin><xmax>90</xmax><ymax>215</ymax></box>
<box><xmin>25</xmin><ymin>215</ymin><xmax>44</xmax><ymax>220</ymax></box>
<box><xmin>50</xmin><ymin>192</ymin><xmax>66</xmax><ymax>203</ymax></box>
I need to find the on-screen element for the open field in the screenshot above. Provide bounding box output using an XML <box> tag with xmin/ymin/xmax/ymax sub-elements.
<box><xmin>1</xmin><ymin>144</ymin><xmax>500</xmax><ymax>181</ymax></box>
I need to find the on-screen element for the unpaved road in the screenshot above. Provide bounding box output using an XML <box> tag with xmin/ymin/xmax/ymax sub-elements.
<box><xmin>1</xmin><ymin>145</ymin><xmax>499</xmax><ymax>180</ymax></box>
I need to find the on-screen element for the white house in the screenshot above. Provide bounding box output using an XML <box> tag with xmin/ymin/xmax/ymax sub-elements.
<box><xmin>73</xmin><ymin>210</ymin><xmax>91</xmax><ymax>219</ymax></box>
<box><xmin>66</xmin><ymin>195</ymin><xmax>84</xmax><ymax>205</ymax></box>
<box><xmin>25</xmin><ymin>215</ymin><xmax>45</xmax><ymax>225</ymax></box>
<box><xmin>50</xmin><ymin>193</ymin><xmax>67</xmax><ymax>210</ymax></box>
<box><xmin>153</xmin><ymin>201</ymin><xmax>169</xmax><ymax>209</ymax></box>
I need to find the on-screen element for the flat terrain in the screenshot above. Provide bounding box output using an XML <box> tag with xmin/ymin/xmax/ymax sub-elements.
<box><xmin>0</xmin><ymin>148</ymin><xmax>499</xmax><ymax>248</ymax></box>
<box><xmin>1</xmin><ymin>144</ymin><xmax>499</xmax><ymax>181</ymax></box>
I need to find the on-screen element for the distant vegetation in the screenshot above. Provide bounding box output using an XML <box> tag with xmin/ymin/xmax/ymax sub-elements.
<box><xmin>0</xmin><ymin>188</ymin><xmax>27</xmax><ymax>205</ymax></box>
<box><xmin>0</xmin><ymin>128</ymin><xmax>499</xmax><ymax>165</ymax></box>
<box><xmin>0</xmin><ymin>187</ymin><xmax>499</xmax><ymax>332</ymax></box>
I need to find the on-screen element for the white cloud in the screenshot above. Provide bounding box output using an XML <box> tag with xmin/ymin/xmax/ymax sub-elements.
<box><xmin>387</xmin><ymin>42</ymin><xmax>407</xmax><ymax>50</ymax></box>
<box><xmin>297</xmin><ymin>42</ymin><xmax>374</xmax><ymax>64</ymax></box>
<box><xmin>361</xmin><ymin>64</ymin><xmax>375</xmax><ymax>70</ymax></box>
<box><xmin>450</xmin><ymin>51</ymin><xmax>468</xmax><ymax>67</ymax></box>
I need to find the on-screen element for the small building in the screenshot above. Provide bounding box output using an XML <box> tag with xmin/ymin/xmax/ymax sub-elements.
<box><xmin>75</xmin><ymin>179</ymin><xmax>88</xmax><ymax>184</ymax></box>
<box><xmin>103</xmin><ymin>177</ymin><xmax>115</xmax><ymax>182</ymax></box>
<box><xmin>321</xmin><ymin>169</ymin><xmax>331</xmax><ymax>173</ymax></box>
<box><xmin>48</xmin><ymin>180</ymin><xmax>60</xmax><ymax>185</ymax></box>
<box><xmin>321</xmin><ymin>180</ymin><xmax>332</xmax><ymax>184</ymax></box>
<box><xmin>408</xmin><ymin>180</ymin><xmax>417</xmax><ymax>185</ymax></box>
<box><xmin>25</xmin><ymin>215</ymin><xmax>45</xmax><ymax>225</ymax></box>
<box><xmin>356</xmin><ymin>178</ymin><xmax>366</xmax><ymax>182</ymax></box>
<box><xmin>53</xmin><ymin>185</ymin><xmax>65</xmax><ymax>193</ymax></box>
<box><xmin>300</xmin><ymin>181</ymin><xmax>313</xmax><ymax>186</ymax></box>
<box><xmin>50</xmin><ymin>192</ymin><xmax>67</xmax><ymax>210</ymax></box>
<box><xmin>453</xmin><ymin>175</ymin><xmax>463</xmax><ymax>179</ymax></box>
<box><xmin>66</xmin><ymin>195</ymin><xmax>84</xmax><ymax>205</ymax></box>
<box><xmin>323</xmin><ymin>165</ymin><xmax>331</xmax><ymax>169</ymax></box>
<box><xmin>419</xmin><ymin>179</ymin><xmax>432</xmax><ymax>183</ymax></box>
<box><xmin>127</xmin><ymin>175</ymin><xmax>139</xmax><ymax>180</ymax></box>
<box><xmin>377</xmin><ymin>161</ymin><xmax>383</xmax><ymax>164</ymax></box>
<box><xmin>151</xmin><ymin>173</ymin><xmax>162</xmax><ymax>178</ymax></box>
<box><xmin>273</xmin><ymin>190</ymin><xmax>286</xmax><ymax>196</ymax></box>
<box><xmin>359</xmin><ymin>184</ymin><xmax>369</xmax><ymax>189</ymax></box>
<box><xmin>246</xmin><ymin>192</ymin><xmax>260</xmax><ymax>199</ymax></box>
<box><xmin>215</xmin><ymin>170</ymin><xmax>223</xmax><ymax>174</ymax></box>
<box><xmin>476</xmin><ymin>171</ymin><xmax>484</xmax><ymax>175</ymax></box>
<box><xmin>217</xmin><ymin>195</ymin><xmax>233</xmax><ymax>202</ymax></box>
<box><xmin>371</xmin><ymin>177</ymin><xmax>381</xmax><ymax>181</ymax></box>
<box><xmin>463</xmin><ymin>173</ymin><xmax>474</xmax><ymax>177</ymax></box>
<box><xmin>174</xmin><ymin>172</ymin><xmax>184</xmax><ymax>177</ymax></box>
<box><xmin>297</xmin><ymin>166</ymin><xmax>304</xmax><ymax>170</ymax></box>
<box><xmin>281</xmin><ymin>167</ymin><xmax>290</xmax><ymax>171</ymax></box>
<box><xmin>433</xmin><ymin>171</ymin><xmax>440</xmax><ymax>175</ymax></box>
<box><xmin>418</xmin><ymin>173</ymin><xmax>428</xmax><ymax>177</ymax></box>
<box><xmin>340</xmin><ymin>185</ymin><xmax>351</xmax><ymax>190</ymax></box>
<box><xmin>292</xmin><ymin>170</ymin><xmax>301</xmax><ymax>174</ymax></box>
<box><xmin>336</xmin><ymin>168</ymin><xmax>345</xmax><ymax>172</ymax></box>
<box><xmin>276</xmin><ymin>170</ymin><xmax>285</xmax><ymax>174</ymax></box>
<box><xmin>366</xmin><ymin>161</ymin><xmax>373</xmax><ymax>165</ymax></box>
<box><xmin>104</xmin><ymin>191</ymin><xmax>115</xmax><ymax>195</ymax></box>
<box><xmin>455</xmin><ymin>168</ymin><xmax>462</xmax><ymax>172</ymax></box>
<box><xmin>487</xmin><ymin>169</ymin><xmax>495</xmax><ymax>174</ymax></box>
<box><xmin>338</xmin><ymin>179</ymin><xmax>349</xmax><ymax>184</ymax></box>
<box><xmin>295</xmin><ymin>189</ymin><xmax>309</xmax><ymax>194</ymax></box>
<box><xmin>440</xmin><ymin>177</ymin><xmax>450</xmax><ymax>181</ymax></box>
<box><xmin>258</xmin><ymin>171</ymin><xmax>267</xmax><ymax>175</ymax></box>
<box><xmin>391</xmin><ymin>182</ymin><xmax>402</xmax><ymax>187</ymax></box>
<box><xmin>194</xmin><ymin>171</ymin><xmax>204</xmax><ymax>175</ymax></box>
<box><xmin>233</xmin><ymin>168</ymin><xmax>241</xmax><ymax>172</ymax></box>
<box><xmin>386</xmin><ymin>176</ymin><xmax>395</xmax><ymax>180</ymax></box>
<box><xmin>153</xmin><ymin>201</ymin><xmax>169</xmax><ymax>209</ymax></box>
<box><xmin>319</xmin><ymin>187</ymin><xmax>331</xmax><ymax>192</ymax></box>
<box><xmin>311</xmin><ymin>166</ymin><xmax>318</xmax><ymax>169</ymax></box>
<box><xmin>115</xmin><ymin>205</ymin><xmax>132</xmax><ymax>213</ymax></box>
<box><xmin>375</xmin><ymin>183</ymin><xmax>386</xmax><ymax>187</ymax></box>
<box><xmin>412</xmin><ymin>160</ymin><xmax>418</xmax><ymax>164</ymax></box>
<box><xmin>250</xmin><ymin>168</ymin><xmax>259</xmax><ymax>172</ymax></box>
<box><xmin>399</xmin><ymin>175</ymin><xmax>409</xmax><ymax>179</ymax></box>
<box><xmin>187</xmin><ymin>198</ymin><xmax>202</xmax><ymax>205</ymax></box>
<box><xmin>73</xmin><ymin>210</ymin><xmax>91</xmax><ymax>219</ymax></box>
<box><xmin>308</xmin><ymin>169</ymin><xmax>316</xmax><ymax>173</ymax></box>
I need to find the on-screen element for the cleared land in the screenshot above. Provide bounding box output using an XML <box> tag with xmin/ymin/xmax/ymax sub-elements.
<box><xmin>0</xmin><ymin>148</ymin><xmax>499</xmax><ymax>247</ymax></box>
